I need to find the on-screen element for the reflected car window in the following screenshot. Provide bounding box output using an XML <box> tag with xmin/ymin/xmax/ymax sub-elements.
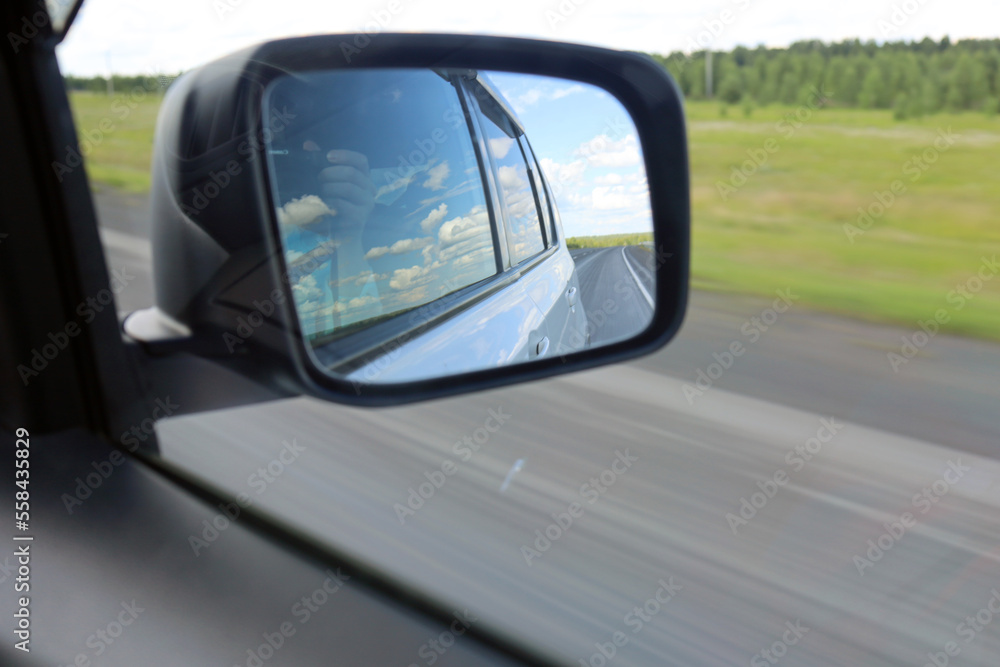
<box><xmin>473</xmin><ymin>90</ymin><xmax>546</xmax><ymax>264</ymax></box>
<box><xmin>519</xmin><ymin>136</ymin><xmax>555</xmax><ymax>246</ymax></box>
<box><xmin>265</xmin><ymin>69</ymin><xmax>498</xmax><ymax>343</ymax></box>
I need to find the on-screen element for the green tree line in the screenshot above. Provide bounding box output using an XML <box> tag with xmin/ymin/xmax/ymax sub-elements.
<box><xmin>64</xmin><ymin>73</ymin><xmax>180</xmax><ymax>94</ymax></box>
<box><xmin>652</xmin><ymin>37</ymin><xmax>1000</xmax><ymax>118</ymax></box>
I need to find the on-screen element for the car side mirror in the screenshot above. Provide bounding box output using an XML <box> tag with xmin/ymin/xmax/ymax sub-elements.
<box><xmin>124</xmin><ymin>34</ymin><xmax>689</xmax><ymax>408</ymax></box>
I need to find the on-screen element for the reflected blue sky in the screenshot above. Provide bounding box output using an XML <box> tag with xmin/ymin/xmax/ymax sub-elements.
<box><xmin>487</xmin><ymin>72</ymin><xmax>654</xmax><ymax>238</ymax></box>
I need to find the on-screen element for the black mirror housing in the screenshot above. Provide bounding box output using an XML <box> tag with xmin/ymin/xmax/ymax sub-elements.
<box><xmin>126</xmin><ymin>33</ymin><xmax>689</xmax><ymax>408</ymax></box>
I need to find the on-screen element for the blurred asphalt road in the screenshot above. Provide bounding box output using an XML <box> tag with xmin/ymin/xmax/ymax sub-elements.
<box><xmin>570</xmin><ymin>245</ymin><xmax>655</xmax><ymax>347</ymax></box>
<box><xmin>96</xmin><ymin>190</ymin><xmax>1000</xmax><ymax>666</ymax></box>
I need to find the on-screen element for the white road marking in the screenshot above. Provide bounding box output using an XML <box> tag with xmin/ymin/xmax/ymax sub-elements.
<box><xmin>621</xmin><ymin>247</ymin><xmax>654</xmax><ymax>308</ymax></box>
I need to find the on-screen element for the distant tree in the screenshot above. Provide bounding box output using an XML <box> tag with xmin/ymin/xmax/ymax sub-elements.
<box><xmin>946</xmin><ymin>53</ymin><xmax>987</xmax><ymax>110</ymax></box>
<box><xmin>778</xmin><ymin>70</ymin><xmax>800</xmax><ymax>104</ymax></box>
<box><xmin>836</xmin><ymin>62</ymin><xmax>861</xmax><ymax>106</ymax></box>
<box><xmin>718</xmin><ymin>72</ymin><xmax>744</xmax><ymax>104</ymax></box>
<box><xmin>922</xmin><ymin>78</ymin><xmax>943</xmax><ymax>113</ymax></box>
<box><xmin>892</xmin><ymin>92</ymin><xmax>909</xmax><ymax>120</ymax></box>
<box><xmin>858</xmin><ymin>66</ymin><xmax>885</xmax><ymax>108</ymax></box>
<box><xmin>984</xmin><ymin>96</ymin><xmax>999</xmax><ymax>116</ymax></box>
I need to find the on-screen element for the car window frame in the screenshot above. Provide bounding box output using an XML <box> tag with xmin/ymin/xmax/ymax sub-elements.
<box><xmin>520</xmin><ymin>135</ymin><xmax>558</xmax><ymax>248</ymax></box>
<box><xmin>463</xmin><ymin>77</ymin><xmax>550</xmax><ymax>267</ymax></box>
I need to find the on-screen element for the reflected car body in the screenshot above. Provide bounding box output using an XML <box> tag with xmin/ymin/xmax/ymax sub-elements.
<box><xmin>346</xmin><ymin>241</ymin><xmax>584</xmax><ymax>383</ymax></box>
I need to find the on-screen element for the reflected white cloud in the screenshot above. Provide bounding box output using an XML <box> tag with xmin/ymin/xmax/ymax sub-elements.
<box><xmin>489</xmin><ymin>136</ymin><xmax>515</xmax><ymax>160</ymax></box>
<box><xmin>277</xmin><ymin>194</ymin><xmax>335</xmax><ymax>228</ymax></box>
<box><xmin>365</xmin><ymin>237</ymin><xmax>434</xmax><ymax>260</ymax></box>
<box><xmin>423</xmin><ymin>161</ymin><xmax>450</xmax><ymax>191</ymax></box>
<box><xmin>575</xmin><ymin>134</ymin><xmax>641</xmax><ymax>168</ymax></box>
<box><xmin>420</xmin><ymin>203</ymin><xmax>449</xmax><ymax>233</ymax></box>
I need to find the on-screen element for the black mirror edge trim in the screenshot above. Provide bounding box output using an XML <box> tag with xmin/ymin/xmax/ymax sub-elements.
<box><xmin>146</xmin><ymin>33</ymin><xmax>689</xmax><ymax>410</ymax></box>
<box><xmin>275</xmin><ymin>35</ymin><xmax>690</xmax><ymax>407</ymax></box>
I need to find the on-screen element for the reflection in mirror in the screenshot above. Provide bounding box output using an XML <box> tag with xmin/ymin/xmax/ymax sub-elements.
<box><xmin>263</xmin><ymin>69</ymin><xmax>654</xmax><ymax>385</ymax></box>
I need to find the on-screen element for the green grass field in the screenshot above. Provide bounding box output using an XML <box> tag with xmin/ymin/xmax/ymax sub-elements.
<box><xmin>687</xmin><ymin>100</ymin><xmax>1000</xmax><ymax>339</ymax></box>
<box><xmin>566</xmin><ymin>233</ymin><xmax>654</xmax><ymax>249</ymax></box>
<box><xmin>68</xmin><ymin>90</ymin><xmax>163</xmax><ymax>192</ymax></box>
<box><xmin>69</xmin><ymin>90</ymin><xmax>1000</xmax><ymax>340</ymax></box>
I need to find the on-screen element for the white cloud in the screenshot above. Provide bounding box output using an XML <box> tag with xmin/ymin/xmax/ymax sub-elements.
<box><xmin>437</xmin><ymin>208</ymin><xmax>494</xmax><ymax>265</ymax></box>
<box><xmin>292</xmin><ymin>273</ymin><xmax>323</xmax><ymax>304</ymax></box>
<box><xmin>539</xmin><ymin>158</ymin><xmax>587</xmax><ymax>188</ymax></box>
<box><xmin>331</xmin><ymin>295</ymin><xmax>378</xmax><ymax>314</ymax></box>
<box><xmin>423</xmin><ymin>161</ymin><xmax>450</xmax><ymax>191</ymax></box>
<box><xmin>389</xmin><ymin>265</ymin><xmax>432</xmax><ymax>290</ymax></box>
<box><xmin>420</xmin><ymin>203</ymin><xmax>449</xmax><ymax>233</ymax></box>
<box><xmin>594</xmin><ymin>173</ymin><xmax>623</xmax><ymax>186</ymax></box>
<box><xmin>330</xmin><ymin>271</ymin><xmax>386</xmax><ymax>288</ymax></box>
<box><xmin>277</xmin><ymin>195</ymin><xmax>335</xmax><ymax>228</ymax></box>
<box><xmin>591</xmin><ymin>185</ymin><xmax>645</xmax><ymax>210</ymax></box>
<box><xmin>439</xmin><ymin>209</ymin><xmax>490</xmax><ymax>246</ymax></box>
<box><xmin>497</xmin><ymin>164</ymin><xmax>527</xmax><ymax>191</ymax></box>
<box><xmin>551</xmin><ymin>84</ymin><xmax>586</xmax><ymax>100</ymax></box>
<box><xmin>489</xmin><ymin>137</ymin><xmax>515</xmax><ymax>160</ymax></box>
<box><xmin>575</xmin><ymin>134</ymin><xmax>641</xmax><ymax>168</ymax></box>
<box><xmin>365</xmin><ymin>237</ymin><xmax>434</xmax><ymax>260</ymax></box>
<box><xmin>510</xmin><ymin>83</ymin><xmax>586</xmax><ymax>112</ymax></box>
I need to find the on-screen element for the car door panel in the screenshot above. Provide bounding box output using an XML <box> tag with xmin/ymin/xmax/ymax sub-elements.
<box><xmin>348</xmin><ymin>277</ymin><xmax>548</xmax><ymax>383</ymax></box>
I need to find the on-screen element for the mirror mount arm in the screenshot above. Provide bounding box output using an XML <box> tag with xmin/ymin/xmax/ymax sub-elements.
<box><xmin>123</xmin><ymin>308</ymin><xmax>299</xmax><ymax>419</ymax></box>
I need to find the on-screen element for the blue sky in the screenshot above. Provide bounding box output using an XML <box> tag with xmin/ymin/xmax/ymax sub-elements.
<box><xmin>488</xmin><ymin>72</ymin><xmax>652</xmax><ymax>238</ymax></box>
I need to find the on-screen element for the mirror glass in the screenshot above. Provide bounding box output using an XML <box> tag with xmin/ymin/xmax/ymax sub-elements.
<box><xmin>263</xmin><ymin>69</ymin><xmax>655</xmax><ymax>384</ymax></box>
